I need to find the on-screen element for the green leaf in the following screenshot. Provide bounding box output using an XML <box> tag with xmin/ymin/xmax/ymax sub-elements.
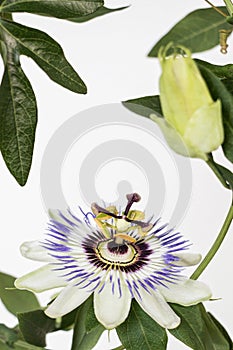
<box><xmin>122</xmin><ymin>95</ymin><xmax>163</xmax><ymax>118</ymax></box>
<box><xmin>71</xmin><ymin>296</ymin><xmax>105</xmax><ymax>350</ymax></box>
<box><xmin>196</xmin><ymin>63</ymin><xmax>233</xmax><ymax>163</ymax></box>
<box><xmin>18</xmin><ymin>310</ymin><xmax>55</xmax><ymax>347</ymax></box>
<box><xmin>0</xmin><ymin>36</ymin><xmax>37</xmax><ymax>186</ymax></box>
<box><xmin>58</xmin><ymin>308</ymin><xmax>77</xmax><ymax>331</ymax></box>
<box><xmin>169</xmin><ymin>303</ymin><xmax>231</xmax><ymax>350</ymax></box>
<box><xmin>0</xmin><ymin>320</ymin><xmax>46</xmax><ymax>349</ymax></box>
<box><xmin>0</xmin><ymin>272</ymin><xmax>40</xmax><ymax>316</ymax></box>
<box><xmin>117</xmin><ymin>300</ymin><xmax>167</xmax><ymax>350</ymax></box>
<box><xmin>0</xmin><ymin>0</ymin><xmax>104</xmax><ymax>19</ymax></box>
<box><xmin>208</xmin><ymin>313</ymin><xmax>233</xmax><ymax>349</ymax></box>
<box><xmin>0</xmin><ymin>324</ymin><xmax>18</xmax><ymax>347</ymax></box>
<box><xmin>148</xmin><ymin>7</ymin><xmax>232</xmax><ymax>57</ymax></box>
<box><xmin>195</xmin><ymin>59</ymin><xmax>233</xmax><ymax>80</ymax></box>
<box><xmin>195</xmin><ymin>59</ymin><xmax>233</xmax><ymax>95</ymax></box>
<box><xmin>18</xmin><ymin>306</ymin><xmax>80</xmax><ymax>348</ymax></box>
<box><xmin>0</xmin><ymin>19</ymin><xmax>87</xmax><ymax>94</ymax></box>
<box><xmin>200</xmin><ymin>306</ymin><xmax>232</xmax><ymax>350</ymax></box>
<box><xmin>67</xmin><ymin>6</ymin><xmax>128</xmax><ymax>23</ymax></box>
<box><xmin>207</xmin><ymin>155</ymin><xmax>233</xmax><ymax>189</ymax></box>
<box><xmin>169</xmin><ymin>304</ymin><xmax>206</xmax><ymax>349</ymax></box>
<box><xmin>0</xmin><ymin>339</ymin><xmax>13</xmax><ymax>350</ymax></box>
<box><xmin>14</xmin><ymin>340</ymin><xmax>46</xmax><ymax>350</ymax></box>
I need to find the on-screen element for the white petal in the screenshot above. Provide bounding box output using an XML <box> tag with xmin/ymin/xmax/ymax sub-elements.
<box><xmin>45</xmin><ymin>284</ymin><xmax>91</xmax><ymax>318</ymax></box>
<box><xmin>135</xmin><ymin>286</ymin><xmax>180</xmax><ymax>329</ymax></box>
<box><xmin>172</xmin><ymin>252</ymin><xmax>202</xmax><ymax>266</ymax></box>
<box><xmin>158</xmin><ymin>279</ymin><xmax>212</xmax><ymax>306</ymax></box>
<box><xmin>49</xmin><ymin>208</ymin><xmax>80</xmax><ymax>228</ymax></box>
<box><xmin>48</xmin><ymin>209</ymin><xmax>66</xmax><ymax>222</ymax></box>
<box><xmin>20</xmin><ymin>241</ymin><xmax>54</xmax><ymax>262</ymax></box>
<box><xmin>15</xmin><ymin>265</ymin><xmax>67</xmax><ymax>292</ymax></box>
<box><xmin>94</xmin><ymin>281</ymin><xmax>132</xmax><ymax>329</ymax></box>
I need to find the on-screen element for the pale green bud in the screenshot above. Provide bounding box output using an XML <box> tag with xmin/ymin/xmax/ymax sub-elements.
<box><xmin>151</xmin><ymin>44</ymin><xmax>224</xmax><ymax>160</ymax></box>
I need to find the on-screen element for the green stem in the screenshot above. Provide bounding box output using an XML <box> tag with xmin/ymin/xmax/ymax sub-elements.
<box><xmin>191</xmin><ymin>198</ymin><xmax>233</xmax><ymax>280</ymax></box>
<box><xmin>206</xmin><ymin>156</ymin><xmax>230</xmax><ymax>190</ymax></box>
<box><xmin>204</xmin><ymin>0</ymin><xmax>228</xmax><ymax>16</ymax></box>
<box><xmin>223</xmin><ymin>0</ymin><xmax>233</xmax><ymax>16</ymax></box>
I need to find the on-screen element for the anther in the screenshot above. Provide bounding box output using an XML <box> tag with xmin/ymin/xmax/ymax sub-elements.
<box><xmin>124</xmin><ymin>193</ymin><xmax>141</xmax><ymax>216</ymax></box>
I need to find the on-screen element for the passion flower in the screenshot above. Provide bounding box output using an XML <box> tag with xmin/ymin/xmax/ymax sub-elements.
<box><xmin>15</xmin><ymin>193</ymin><xmax>211</xmax><ymax>329</ymax></box>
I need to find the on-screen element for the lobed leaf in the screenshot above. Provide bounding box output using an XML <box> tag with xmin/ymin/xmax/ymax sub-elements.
<box><xmin>0</xmin><ymin>36</ymin><xmax>37</xmax><ymax>186</ymax></box>
<box><xmin>0</xmin><ymin>19</ymin><xmax>87</xmax><ymax>94</ymax></box>
<box><xmin>0</xmin><ymin>0</ymin><xmax>104</xmax><ymax>19</ymax></box>
<box><xmin>67</xmin><ymin>6</ymin><xmax>129</xmax><ymax>23</ymax></box>
<box><xmin>148</xmin><ymin>7</ymin><xmax>232</xmax><ymax>57</ymax></box>
<box><xmin>117</xmin><ymin>299</ymin><xmax>167</xmax><ymax>350</ymax></box>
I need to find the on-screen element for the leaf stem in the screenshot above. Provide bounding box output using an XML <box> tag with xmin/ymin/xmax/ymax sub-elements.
<box><xmin>0</xmin><ymin>12</ymin><xmax>13</xmax><ymax>21</ymax></box>
<box><xmin>190</xmin><ymin>196</ymin><xmax>233</xmax><ymax>280</ymax></box>
<box><xmin>223</xmin><ymin>0</ymin><xmax>233</xmax><ymax>16</ymax></box>
<box><xmin>206</xmin><ymin>156</ymin><xmax>230</xmax><ymax>189</ymax></box>
<box><xmin>204</xmin><ymin>0</ymin><xmax>228</xmax><ymax>17</ymax></box>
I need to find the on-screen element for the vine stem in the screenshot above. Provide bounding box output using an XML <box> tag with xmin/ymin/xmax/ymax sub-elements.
<box><xmin>204</xmin><ymin>0</ymin><xmax>228</xmax><ymax>16</ymax></box>
<box><xmin>223</xmin><ymin>0</ymin><xmax>233</xmax><ymax>16</ymax></box>
<box><xmin>206</xmin><ymin>159</ymin><xmax>230</xmax><ymax>189</ymax></box>
<box><xmin>190</xmin><ymin>197</ymin><xmax>233</xmax><ymax>280</ymax></box>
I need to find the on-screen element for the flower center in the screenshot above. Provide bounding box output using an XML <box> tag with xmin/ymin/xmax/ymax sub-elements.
<box><xmin>97</xmin><ymin>239</ymin><xmax>138</xmax><ymax>265</ymax></box>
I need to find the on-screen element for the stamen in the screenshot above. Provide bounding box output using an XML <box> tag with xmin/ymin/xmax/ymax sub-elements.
<box><xmin>114</xmin><ymin>233</ymin><xmax>136</xmax><ymax>243</ymax></box>
<box><xmin>91</xmin><ymin>203</ymin><xmax>121</xmax><ymax>219</ymax></box>
<box><xmin>124</xmin><ymin>193</ymin><xmax>141</xmax><ymax>216</ymax></box>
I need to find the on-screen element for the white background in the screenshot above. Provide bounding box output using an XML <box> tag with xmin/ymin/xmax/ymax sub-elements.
<box><xmin>0</xmin><ymin>0</ymin><xmax>233</xmax><ymax>349</ymax></box>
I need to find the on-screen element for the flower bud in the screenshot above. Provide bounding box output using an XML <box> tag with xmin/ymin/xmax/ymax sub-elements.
<box><xmin>151</xmin><ymin>44</ymin><xmax>224</xmax><ymax>160</ymax></box>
